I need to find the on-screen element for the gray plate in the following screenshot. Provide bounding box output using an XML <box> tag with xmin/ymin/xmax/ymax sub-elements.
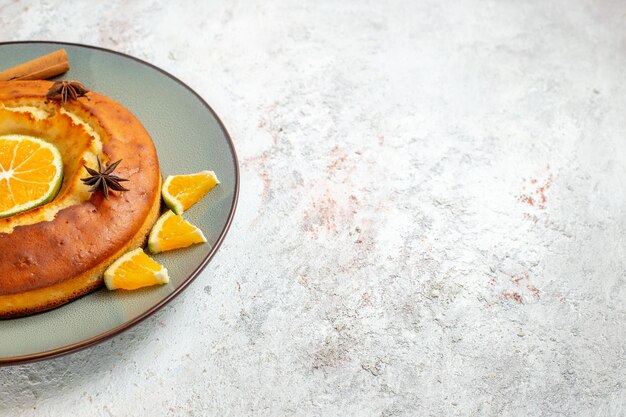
<box><xmin>0</xmin><ymin>41</ymin><xmax>239</xmax><ymax>365</ymax></box>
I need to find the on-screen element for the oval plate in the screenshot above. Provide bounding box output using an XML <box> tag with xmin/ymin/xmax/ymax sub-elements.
<box><xmin>0</xmin><ymin>41</ymin><xmax>239</xmax><ymax>365</ymax></box>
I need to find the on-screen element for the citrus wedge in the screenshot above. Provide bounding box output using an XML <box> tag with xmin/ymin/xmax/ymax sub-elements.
<box><xmin>103</xmin><ymin>248</ymin><xmax>169</xmax><ymax>291</ymax></box>
<box><xmin>0</xmin><ymin>135</ymin><xmax>63</xmax><ymax>218</ymax></box>
<box><xmin>148</xmin><ymin>210</ymin><xmax>207</xmax><ymax>254</ymax></box>
<box><xmin>162</xmin><ymin>170</ymin><xmax>219</xmax><ymax>214</ymax></box>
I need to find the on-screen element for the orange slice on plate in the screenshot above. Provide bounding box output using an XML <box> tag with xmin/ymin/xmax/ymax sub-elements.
<box><xmin>0</xmin><ymin>134</ymin><xmax>63</xmax><ymax>218</ymax></box>
<box><xmin>148</xmin><ymin>210</ymin><xmax>207</xmax><ymax>254</ymax></box>
<box><xmin>103</xmin><ymin>248</ymin><xmax>169</xmax><ymax>291</ymax></box>
<box><xmin>161</xmin><ymin>170</ymin><xmax>219</xmax><ymax>214</ymax></box>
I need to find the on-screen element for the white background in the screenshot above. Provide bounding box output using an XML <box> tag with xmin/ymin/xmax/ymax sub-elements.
<box><xmin>1</xmin><ymin>1</ymin><xmax>626</xmax><ymax>416</ymax></box>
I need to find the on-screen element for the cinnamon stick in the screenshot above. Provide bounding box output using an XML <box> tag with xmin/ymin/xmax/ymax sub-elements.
<box><xmin>0</xmin><ymin>48</ymin><xmax>70</xmax><ymax>81</ymax></box>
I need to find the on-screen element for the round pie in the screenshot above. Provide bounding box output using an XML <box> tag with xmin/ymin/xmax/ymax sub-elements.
<box><xmin>0</xmin><ymin>80</ymin><xmax>162</xmax><ymax>318</ymax></box>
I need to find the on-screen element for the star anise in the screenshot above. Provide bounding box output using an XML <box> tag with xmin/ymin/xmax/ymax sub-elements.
<box><xmin>81</xmin><ymin>157</ymin><xmax>130</xmax><ymax>199</ymax></box>
<box><xmin>46</xmin><ymin>80</ymin><xmax>90</xmax><ymax>104</ymax></box>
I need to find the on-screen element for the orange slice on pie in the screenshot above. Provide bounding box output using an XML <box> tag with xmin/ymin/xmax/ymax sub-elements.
<box><xmin>0</xmin><ymin>134</ymin><xmax>63</xmax><ymax>218</ymax></box>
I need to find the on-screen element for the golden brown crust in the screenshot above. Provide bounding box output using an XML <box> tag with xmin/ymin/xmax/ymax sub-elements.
<box><xmin>0</xmin><ymin>81</ymin><xmax>162</xmax><ymax>318</ymax></box>
<box><xmin>0</xmin><ymin>187</ymin><xmax>161</xmax><ymax>318</ymax></box>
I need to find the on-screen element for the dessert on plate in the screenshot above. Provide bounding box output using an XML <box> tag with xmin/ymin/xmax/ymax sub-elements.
<box><xmin>0</xmin><ymin>80</ymin><xmax>162</xmax><ymax>318</ymax></box>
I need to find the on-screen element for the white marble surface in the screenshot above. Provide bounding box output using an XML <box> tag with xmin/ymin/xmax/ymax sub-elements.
<box><xmin>2</xmin><ymin>0</ymin><xmax>626</xmax><ymax>415</ymax></box>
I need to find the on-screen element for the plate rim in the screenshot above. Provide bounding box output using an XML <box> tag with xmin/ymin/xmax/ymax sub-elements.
<box><xmin>0</xmin><ymin>40</ymin><xmax>240</xmax><ymax>366</ymax></box>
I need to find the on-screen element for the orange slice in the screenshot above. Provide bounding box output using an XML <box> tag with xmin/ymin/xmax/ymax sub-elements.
<box><xmin>147</xmin><ymin>210</ymin><xmax>207</xmax><ymax>254</ymax></box>
<box><xmin>103</xmin><ymin>248</ymin><xmax>169</xmax><ymax>290</ymax></box>
<box><xmin>161</xmin><ymin>170</ymin><xmax>219</xmax><ymax>214</ymax></box>
<box><xmin>0</xmin><ymin>135</ymin><xmax>63</xmax><ymax>218</ymax></box>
